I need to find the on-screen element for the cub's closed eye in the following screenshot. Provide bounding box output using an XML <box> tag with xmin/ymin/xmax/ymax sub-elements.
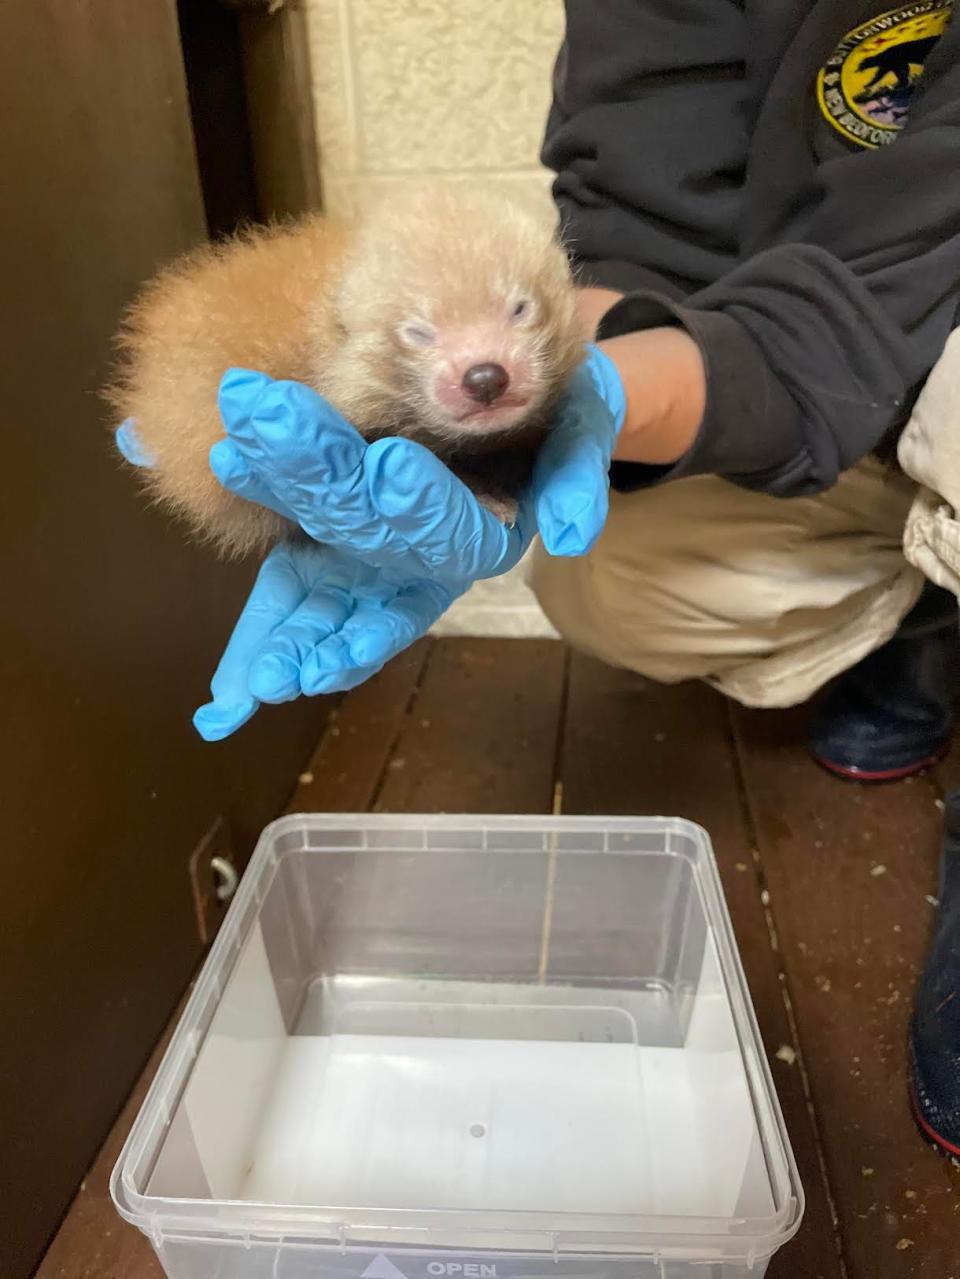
<box><xmin>400</xmin><ymin>321</ymin><xmax>436</xmax><ymax>347</ymax></box>
<box><xmin>511</xmin><ymin>298</ymin><xmax>533</xmax><ymax>321</ymax></box>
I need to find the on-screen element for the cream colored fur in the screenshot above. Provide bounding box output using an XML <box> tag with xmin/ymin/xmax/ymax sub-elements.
<box><xmin>107</xmin><ymin>186</ymin><xmax>581</xmax><ymax>557</ymax></box>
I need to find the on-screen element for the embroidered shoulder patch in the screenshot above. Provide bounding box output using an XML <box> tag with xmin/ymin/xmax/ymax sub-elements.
<box><xmin>817</xmin><ymin>1</ymin><xmax>952</xmax><ymax>147</ymax></box>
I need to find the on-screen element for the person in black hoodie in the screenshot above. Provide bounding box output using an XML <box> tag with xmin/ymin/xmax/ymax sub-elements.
<box><xmin>531</xmin><ymin>0</ymin><xmax>960</xmax><ymax>1157</ymax></box>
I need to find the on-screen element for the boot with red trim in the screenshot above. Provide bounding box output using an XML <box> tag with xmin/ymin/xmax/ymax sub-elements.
<box><xmin>808</xmin><ymin>584</ymin><xmax>959</xmax><ymax>783</ymax></box>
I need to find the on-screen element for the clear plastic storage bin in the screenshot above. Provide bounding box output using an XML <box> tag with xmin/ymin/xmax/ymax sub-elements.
<box><xmin>112</xmin><ymin>815</ymin><xmax>803</xmax><ymax>1278</ymax></box>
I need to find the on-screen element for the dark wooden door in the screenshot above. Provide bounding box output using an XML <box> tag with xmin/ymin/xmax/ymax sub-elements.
<box><xmin>0</xmin><ymin>4</ymin><xmax>327</xmax><ymax>1274</ymax></box>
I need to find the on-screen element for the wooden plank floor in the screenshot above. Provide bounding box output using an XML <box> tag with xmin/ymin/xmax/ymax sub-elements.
<box><xmin>39</xmin><ymin>639</ymin><xmax>960</xmax><ymax>1279</ymax></box>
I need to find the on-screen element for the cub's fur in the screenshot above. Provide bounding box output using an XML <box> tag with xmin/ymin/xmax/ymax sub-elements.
<box><xmin>107</xmin><ymin>187</ymin><xmax>583</xmax><ymax>557</ymax></box>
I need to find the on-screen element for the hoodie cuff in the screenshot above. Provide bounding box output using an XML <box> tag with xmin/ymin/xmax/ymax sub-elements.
<box><xmin>596</xmin><ymin>291</ymin><xmax>810</xmax><ymax>496</ymax></box>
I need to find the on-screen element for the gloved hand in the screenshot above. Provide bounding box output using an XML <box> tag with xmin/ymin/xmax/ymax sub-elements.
<box><xmin>115</xmin><ymin>343</ymin><xmax>625</xmax><ymax>739</ymax></box>
<box><xmin>193</xmin><ymin>541</ymin><xmax>457</xmax><ymax>740</ymax></box>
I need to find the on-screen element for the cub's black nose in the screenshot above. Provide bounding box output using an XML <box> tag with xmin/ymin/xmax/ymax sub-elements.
<box><xmin>462</xmin><ymin>362</ymin><xmax>510</xmax><ymax>404</ymax></box>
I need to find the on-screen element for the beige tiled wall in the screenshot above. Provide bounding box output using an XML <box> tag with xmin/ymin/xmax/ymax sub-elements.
<box><xmin>304</xmin><ymin>0</ymin><xmax>564</xmax><ymax>226</ymax></box>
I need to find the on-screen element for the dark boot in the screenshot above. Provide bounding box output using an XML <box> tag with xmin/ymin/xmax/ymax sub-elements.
<box><xmin>809</xmin><ymin>584</ymin><xmax>960</xmax><ymax>782</ymax></box>
<box><xmin>910</xmin><ymin>788</ymin><xmax>960</xmax><ymax>1157</ymax></box>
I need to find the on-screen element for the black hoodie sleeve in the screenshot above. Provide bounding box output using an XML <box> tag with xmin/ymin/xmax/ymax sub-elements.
<box><xmin>543</xmin><ymin>1</ymin><xmax>960</xmax><ymax>497</ymax></box>
<box><xmin>542</xmin><ymin>0</ymin><xmax>750</xmax><ymax>298</ymax></box>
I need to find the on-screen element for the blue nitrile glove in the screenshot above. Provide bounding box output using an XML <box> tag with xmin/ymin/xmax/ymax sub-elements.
<box><xmin>194</xmin><ymin>542</ymin><xmax>456</xmax><ymax>740</ymax></box>
<box><xmin>207</xmin><ymin>347</ymin><xmax>625</xmax><ymax>572</ymax></box>
<box><xmin>531</xmin><ymin>344</ymin><xmax>627</xmax><ymax>557</ymax></box>
<box><xmin>114</xmin><ymin>343</ymin><xmax>625</xmax><ymax>739</ymax></box>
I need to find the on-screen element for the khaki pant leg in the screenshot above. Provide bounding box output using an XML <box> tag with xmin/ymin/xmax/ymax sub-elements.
<box><xmin>529</xmin><ymin>458</ymin><xmax>925</xmax><ymax>708</ymax></box>
<box><xmin>899</xmin><ymin>329</ymin><xmax>960</xmax><ymax>599</ymax></box>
